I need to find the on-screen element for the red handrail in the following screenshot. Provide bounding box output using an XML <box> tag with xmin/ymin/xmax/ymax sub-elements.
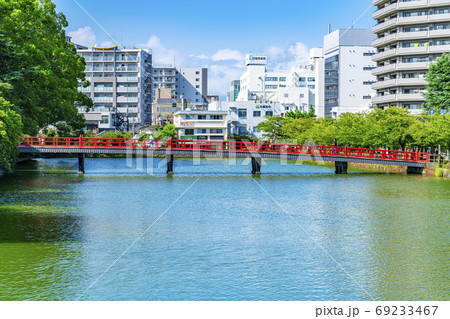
<box><xmin>17</xmin><ymin>137</ymin><xmax>430</xmax><ymax>163</ymax></box>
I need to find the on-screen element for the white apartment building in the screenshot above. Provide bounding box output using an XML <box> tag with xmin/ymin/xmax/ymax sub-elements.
<box><xmin>77</xmin><ymin>46</ymin><xmax>152</xmax><ymax>131</ymax></box>
<box><xmin>174</xmin><ymin>110</ymin><xmax>227</xmax><ymax>141</ymax></box>
<box><xmin>152</xmin><ymin>66</ymin><xmax>208</xmax><ymax>109</ymax></box>
<box><xmin>209</xmin><ymin>100</ymin><xmax>286</xmax><ymax>139</ymax></box>
<box><xmin>371</xmin><ymin>0</ymin><xmax>450</xmax><ymax>114</ymax></box>
<box><xmin>323</xmin><ymin>29</ymin><xmax>377</xmax><ymax>118</ymax></box>
<box><xmin>236</xmin><ymin>54</ymin><xmax>317</xmax><ymax>112</ymax></box>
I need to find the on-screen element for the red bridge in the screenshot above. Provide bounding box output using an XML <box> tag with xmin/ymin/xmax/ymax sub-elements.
<box><xmin>18</xmin><ymin>136</ymin><xmax>429</xmax><ymax>175</ymax></box>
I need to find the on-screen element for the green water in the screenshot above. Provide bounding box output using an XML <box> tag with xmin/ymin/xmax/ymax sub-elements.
<box><xmin>0</xmin><ymin>158</ymin><xmax>448</xmax><ymax>301</ymax></box>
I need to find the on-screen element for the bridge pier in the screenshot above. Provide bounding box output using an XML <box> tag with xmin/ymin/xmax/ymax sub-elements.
<box><xmin>335</xmin><ymin>161</ymin><xmax>348</xmax><ymax>174</ymax></box>
<box><xmin>407</xmin><ymin>166</ymin><xmax>423</xmax><ymax>174</ymax></box>
<box><xmin>251</xmin><ymin>157</ymin><xmax>261</xmax><ymax>175</ymax></box>
<box><xmin>166</xmin><ymin>154</ymin><xmax>174</xmax><ymax>175</ymax></box>
<box><xmin>78</xmin><ymin>153</ymin><xmax>85</xmax><ymax>174</ymax></box>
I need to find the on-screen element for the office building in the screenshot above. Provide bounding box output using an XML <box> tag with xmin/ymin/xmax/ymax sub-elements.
<box><xmin>77</xmin><ymin>46</ymin><xmax>152</xmax><ymax>131</ymax></box>
<box><xmin>324</xmin><ymin>29</ymin><xmax>377</xmax><ymax>118</ymax></box>
<box><xmin>209</xmin><ymin>100</ymin><xmax>286</xmax><ymax>139</ymax></box>
<box><xmin>229</xmin><ymin>80</ymin><xmax>241</xmax><ymax>101</ymax></box>
<box><xmin>174</xmin><ymin>110</ymin><xmax>228</xmax><ymax>141</ymax></box>
<box><xmin>236</xmin><ymin>54</ymin><xmax>317</xmax><ymax>112</ymax></box>
<box><xmin>152</xmin><ymin>66</ymin><xmax>208</xmax><ymax>108</ymax></box>
<box><xmin>371</xmin><ymin>0</ymin><xmax>450</xmax><ymax>113</ymax></box>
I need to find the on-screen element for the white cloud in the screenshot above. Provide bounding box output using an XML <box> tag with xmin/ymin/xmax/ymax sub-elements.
<box><xmin>211</xmin><ymin>49</ymin><xmax>244</xmax><ymax>62</ymax></box>
<box><xmin>68</xmin><ymin>26</ymin><xmax>96</xmax><ymax>47</ymax></box>
<box><xmin>189</xmin><ymin>54</ymin><xmax>209</xmax><ymax>60</ymax></box>
<box><xmin>139</xmin><ymin>35</ymin><xmax>178</xmax><ymax>66</ymax></box>
<box><xmin>100</xmin><ymin>41</ymin><xmax>114</xmax><ymax>47</ymax></box>
<box><xmin>263</xmin><ymin>42</ymin><xmax>310</xmax><ymax>70</ymax></box>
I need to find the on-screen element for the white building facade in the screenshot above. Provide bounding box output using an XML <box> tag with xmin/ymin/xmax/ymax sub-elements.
<box><xmin>152</xmin><ymin>66</ymin><xmax>208</xmax><ymax>109</ymax></box>
<box><xmin>324</xmin><ymin>29</ymin><xmax>377</xmax><ymax>118</ymax></box>
<box><xmin>174</xmin><ymin>110</ymin><xmax>227</xmax><ymax>141</ymax></box>
<box><xmin>209</xmin><ymin>100</ymin><xmax>286</xmax><ymax>139</ymax></box>
<box><xmin>77</xmin><ymin>46</ymin><xmax>152</xmax><ymax>131</ymax></box>
<box><xmin>371</xmin><ymin>0</ymin><xmax>450</xmax><ymax>114</ymax></box>
<box><xmin>236</xmin><ymin>54</ymin><xmax>317</xmax><ymax>113</ymax></box>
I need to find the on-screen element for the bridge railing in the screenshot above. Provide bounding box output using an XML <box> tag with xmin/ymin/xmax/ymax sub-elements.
<box><xmin>17</xmin><ymin>137</ymin><xmax>429</xmax><ymax>162</ymax></box>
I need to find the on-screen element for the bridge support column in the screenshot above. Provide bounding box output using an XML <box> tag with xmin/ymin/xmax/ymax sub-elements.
<box><xmin>167</xmin><ymin>154</ymin><xmax>174</xmax><ymax>175</ymax></box>
<box><xmin>335</xmin><ymin>161</ymin><xmax>348</xmax><ymax>174</ymax></box>
<box><xmin>407</xmin><ymin>166</ymin><xmax>423</xmax><ymax>174</ymax></box>
<box><xmin>78</xmin><ymin>153</ymin><xmax>85</xmax><ymax>174</ymax></box>
<box><xmin>251</xmin><ymin>157</ymin><xmax>261</xmax><ymax>175</ymax></box>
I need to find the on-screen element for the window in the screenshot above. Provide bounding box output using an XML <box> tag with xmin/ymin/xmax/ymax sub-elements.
<box><xmin>210</xmin><ymin>129</ymin><xmax>223</xmax><ymax>134</ymax></box>
<box><xmin>253</xmin><ymin>111</ymin><xmax>261</xmax><ymax>117</ymax></box>
<box><xmin>265</xmin><ymin>77</ymin><xmax>278</xmax><ymax>81</ymax></box>
<box><xmin>300</xmin><ymin>94</ymin><xmax>305</xmax><ymax>98</ymax></box>
<box><xmin>363</xmin><ymin>66</ymin><xmax>376</xmax><ymax>71</ymax></box>
<box><xmin>284</xmin><ymin>93</ymin><xmax>289</xmax><ymax>98</ymax></box>
<box><xmin>299</xmin><ymin>77</ymin><xmax>306</xmax><ymax>82</ymax></box>
<box><xmin>101</xmin><ymin>115</ymin><xmax>109</xmax><ymax>124</ymax></box>
<box><xmin>363</xmin><ymin>95</ymin><xmax>371</xmax><ymax>99</ymax></box>
<box><xmin>185</xmin><ymin>129</ymin><xmax>194</xmax><ymax>135</ymax></box>
<box><xmin>307</xmin><ymin>77</ymin><xmax>315</xmax><ymax>82</ymax></box>
<box><xmin>196</xmin><ymin>99</ymin><xmax>200</xmax><ymax>102</ymax></box>
<box><xmin>197</xmin><ymin>129</ymin><xmax>207</xmax><ymax>134</ymax></box>
<box><xmin>308</xmin><ymin>85</ymin><xmax>315</xmax><ymax>89</ymax></box>
<box><xmin>196</xmin><ymin>71</ymin><xmax>200</xmax><ymax>74</ymax></box>
<box><xmin>196</xmin><ymin>78</ymin><xmax>200</xmax><ymax>81</ymax></box>
<box><xmin>238</xmin><ymin>126</ymin><xmax>247</xmax><ymax>135</ymax></box>
<box><xmin>211</xmin><ymin>115</ymin><xmax>223</xmax><ymax>120</ymax></box>
<box><xmin>363</xmin><ymin>52</ymin><xmax>375</xmax><ymax>56</ymax></box>
<box><xmin>266</xmin><ymin>111</ymin><xmax>273</xmax><ymax>117</ymax></box>
<box><xmin>196</xmin><ymin>92</ymin><xmax>200</xmax><ymax>95</ymax></box>
<box><xmin>279</xmin><ymin>85</ymin><xmax>286</xmax><ymax>87</ymax></box>
<box><xmin>195</xmin><ymin>85</ymin><xmax>200</xmax><ymax>88</ymax></box>
<box><xmin>238</xmin><ymin>109</ymin><xmax>247</xmax><ymax>118</ymax></box>
<box><xmin>265</xmin><ymin>85</ymin><xmax>278</xmax><ymax>89</ymax></box>
<box><xmin>279</xmin><ymin>77</ymin><xmax>286</xmax><ymax>81</ymax></box>
<box><xmin>197</xmin><ymin>115</ymin><xmax>206</xmax><ymax>120</ymax></box>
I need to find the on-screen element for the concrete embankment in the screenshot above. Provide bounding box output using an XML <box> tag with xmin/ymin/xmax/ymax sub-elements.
<box><xmin>347</xmin><ymin>161</ymin><xmax>449</xmax><ymax>177</ymax></box>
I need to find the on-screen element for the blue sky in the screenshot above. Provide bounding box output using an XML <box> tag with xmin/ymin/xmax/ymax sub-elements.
<box><xmin>55</xmin><ymin>0</ymin><xmax>375</xmax><ymax>96</ymax></box>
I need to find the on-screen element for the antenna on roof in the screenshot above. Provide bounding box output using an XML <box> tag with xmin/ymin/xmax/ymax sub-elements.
<box><xmin>328</xmin><ymin>24</ymin><xmax>331</xmax><ymax>34</ymax></box>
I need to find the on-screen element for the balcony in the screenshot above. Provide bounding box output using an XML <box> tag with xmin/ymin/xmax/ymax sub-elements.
<box><xmin>117</xmin><ymin>96</ymin><xmax>138</xmax><ymax>103</ymax></box>
<box><xmin>116</xmin><ymin>77</ymin><xmax>139</xmax><ymax>82</ymax></box>
<box><xmin>372</xmin><ymin>93</ymin><xmax>425</xmax><ymax>104</ymax></box>
<box><xmin>372</xmin><ymin>77</ymin><xmax>427</xmax><ymax>90</ymax></box>
<box><xmin>372</xmin><ymin>63</ymin><xmax>397</xmax><ymax>75</ymax></box>
<box><xmin>94</xmin><ymin>97</ymin><xmax>113</xmax><ymax>103</ymax></box>
<box><xmin>94</xmin><ymin>87</ymin><xmax>113</xmax><ymax>92</ymax></box>
<box><xmin>117</xmin><ymin>86</ymin><xmax>138</xmax><ymax>93</ymax></box>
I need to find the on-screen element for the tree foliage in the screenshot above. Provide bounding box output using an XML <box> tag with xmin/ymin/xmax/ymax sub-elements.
<box><xmin>424</xmin><ymin>53</ymin><xmax>450</xmax><ymax>111</ymax></box>
<box><xmin>257</xmin><ymin>107</ymin><xmax>450</xmax><ymax>150</ymax></box>
<box><xmin>154</xmin><ymin>124</ymin><xmax>177</xmax><ymax>139</ymax></box>
<box><xmin>0</xmin><ymin>96</ymin><xmax>22</xmax><ymax>174</ymax></box>
<box><xmin>0</xmin><ymin>0</ymin><xmax>92</xmax><ymax>135</ymax></box>
<box><xmin>285</xmin><ymin>106</ymin><xmax>316</xmax><ymax>119</ymax></box>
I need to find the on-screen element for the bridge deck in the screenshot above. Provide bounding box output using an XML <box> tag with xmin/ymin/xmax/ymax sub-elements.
<box><xmin>17</xmin><ymin>137</ymin><xmax>428</xmax><ymax>168</ymax></box>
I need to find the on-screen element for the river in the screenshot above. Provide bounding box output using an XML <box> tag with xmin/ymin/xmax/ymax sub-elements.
<box><xmin>0</xmin><ymin>158</ymin><xmax>448</xmax><ymax>301</ymax></box>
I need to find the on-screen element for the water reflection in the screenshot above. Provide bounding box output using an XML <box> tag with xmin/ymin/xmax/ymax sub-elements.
<box><xmin>0</xmin><ymin>158</ymin><xmax>448</xmax><ymax>301</ymax></box>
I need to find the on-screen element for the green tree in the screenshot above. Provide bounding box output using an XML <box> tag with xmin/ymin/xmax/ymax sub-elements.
<box><xmin>0</xmin><ymin>0</ymin><xmax>92</xmax><ymax>135</ymax></box>
<box><xmin>285</xmin><ymin>106</ymin><xmax>316</xmax><ymax>119</ymax></box>
<box><xmin>0</xmin><ymin>96</ymin><xmax>22</xmax><ymax>174</ymax></box>
<box><xmin>424</xmin><ymin>53</ymin><xmax>450</xmax><ymax>111</ymax></box>
<box><xmin>154</xmin><ymin>124</ymin><xmax>177</xmax><ymax>139</ymax></box>
<box><xmin>256</xmin><ymin>116</ymin><xmax>292</xmax><ymax>139</ymax></box>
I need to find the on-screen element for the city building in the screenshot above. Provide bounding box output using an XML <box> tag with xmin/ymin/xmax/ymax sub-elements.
<box><xmin>77</xmin><ymin>46</ymin><xmax>152</xmax><ymax>132</ymax></box>
<box><xmin>208</xmin><ymin>100</ymin><xmax>286</xmax><ymax>139</ymax></box>
<box><xmin>236</xmin><ymin>54</ymin><xmax>317</xmax><ymax>112</ymax></box>
<box><xmin>174</xmin><ymin>110</ymin><xmax>228</xmax><ymax>141</ymax></box>
<box><xmin>152</xmin><ymin>97</ymin><xmax>190</xmax><ymax>126</ymax></box>
<box><xmin>66</xmin><ymin>36</ymin><xmax>87</xmax><ymax>50</ymax></box>
<box><xmin>152</xmin><ymin>66</ymin><xmax>208</xmax><ymax>108</ymax></box>
<box><xmin>229</xmin><ymin>80</ymin><xmax>241</xmax><ymax>101</ymax></box>
<box><xmin>371</xmin><ymin>0</ymin><xmax>450</xmax><ymax>114</ymax></box>
<box><xmin>323</xmin><ymin>29</ymin><xmax>377</xmax><ymax>118</ymax></box>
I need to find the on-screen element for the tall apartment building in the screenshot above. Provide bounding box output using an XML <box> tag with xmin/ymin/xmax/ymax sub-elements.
<box><xmin>371</xmin><ymin>0</ymin><xmax>450</xmax><ymax>113</ymax></box>
<box><xmin>229</xmin><ymin>80</ymin><xmax>241</xmax><ymax>101</ymax></box>
<box><xmin>77</xmin><ymin>46</ymin><xmax>152</xmax><ymax>132</ymax></box>
<box><xmin>237</xmin><ymin>54</ymin><xmax>317</xmax><ymax>112</ymax></box>
<box><xmin>152</xmin><ymin>66</ymin><xmax>208</xmax><ymax>108</ymax></box>
<box><xmin>324</xmin><ymin>29</ymin><xmax>377</xmax><ymax>118</ymax></box>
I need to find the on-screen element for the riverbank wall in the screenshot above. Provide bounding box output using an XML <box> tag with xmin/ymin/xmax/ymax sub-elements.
<box><xmin>347</xmin><ymin>161</ymin><xmax>450</xmax><ymax>178</ymax></box>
